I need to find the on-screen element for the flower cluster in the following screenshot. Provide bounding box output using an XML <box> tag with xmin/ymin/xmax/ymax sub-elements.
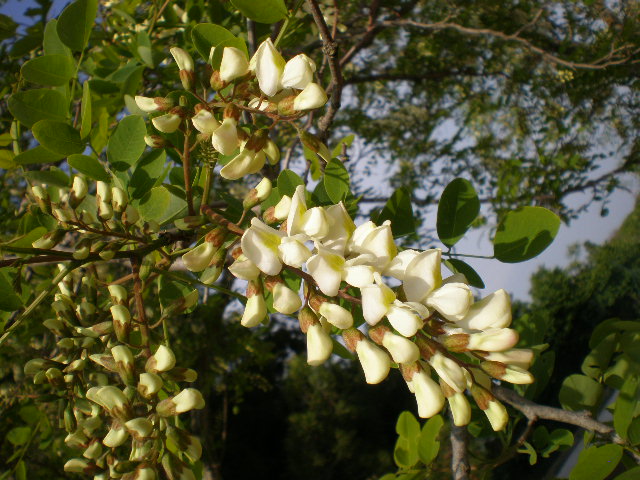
<box><xmin>191</xmin><ymin>183</ymin><xmax>536</xmax><ymax>431</ymax></box>
<box><xmin>135</xmin><ymin>39</ymin><xmax>328</xmax><ymax>181</ymax></box>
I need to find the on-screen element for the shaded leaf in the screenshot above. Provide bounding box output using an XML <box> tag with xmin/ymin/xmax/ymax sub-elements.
<box><xmin>277</xmin><ymin>169</ymin><xmax>304</xmax><ymax>197</ymax></box>
<box><xmin>437</xmin><ymin>178</ymin><xmax>480</xmax><ymax>247</ymax></box>
<box><xmin>32</xmin><ymin>120</ymin><xmax>84</xmax><ymax>156</ymax></box>
<box><xmin>493</xmin><ymin>206</ymin><xmax>560</xmax><ymax>263</ymax></box>
<box><xmin>68</xmin><ymin>154</ymin><xmax>110</xmax><ymax>182</ymax></box>
<box><xmin>373</xmin><ymin>187</ymin><xmax>416</xmax><ymax>237</ymax></box>
<box><xmin>8</xmin><ymin>89</ymin><xmax>68</xmax><ymax>127</ymax></box>
<box><xmin>107</xmin><ymin>115</ymin><xmax>146</xmax><ymax>171</ymax></box>
<box><xmin>569</xmin><ymin>444</ymin><xmax>622</xmax><ymax>480</ymax></box>
<box><xmin>0</xmin><ymin>269</ymin><xmax>23</xmax><ymax>312</ymax></box>
<box><xmin>80</xmin><ymin>81</ymin><xmax>92</xmax><ymax>139</ymax></box>
<box><xmin>444</xmin><ymin>258</ymin><xmax>485</xmax><ymax>288</ymax></box>
<box><xmin>559</xmin><ymin>374</ymin><xmax>603</xmax><ymax>412</ymax></box>
<box><xmin>56</xmin><ymin>0</ymin><xmax>98</xmax><ymax>51</ymax></box>
<box><xmin>14</xmin><ymin>145</ymin><xmax>64</xmax><ymax>166</ymax></box>
<box><xmin>229</xmin><ymin>0</ymin><xmax>287</xmax><ymax>24</ymax></box>
<box><xmin>323</xmin><ymin>159</ymin><xmax>350</xmax><ymax>203</ymax></box>
<box><xmin>21</xmin><ymin>55</ymin><xmax>75</xmax><ymax>86</ymax></box>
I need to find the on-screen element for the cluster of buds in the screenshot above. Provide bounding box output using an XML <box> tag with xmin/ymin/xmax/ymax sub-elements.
<box><xmin>29</xmin><ymin>176</ymin><xmax>149</xmax><ymax>260</ymax></box>
<box><xmin>224</xmin><ymin>183</ymin><xmax>534</xmax><ymax>431</ymax></box>
<box><xmin>23</xmin><ymin>267</ymin><xmax>205</xmax><ymax>479</ymax></box>
<box><xmin>135</xmin><ymin>39</ymin><xmax>328</xmax><ymax>181</ymax></box>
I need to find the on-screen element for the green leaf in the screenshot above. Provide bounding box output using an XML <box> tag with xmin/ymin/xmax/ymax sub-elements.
<box><xmin>68</xmin><ymin>154</ymin><xmax>110</xmax><ymax>182</ymax></box>
<box><xmin>80</xmin><ymin>81</ymin><xmax>92</xmax><ymax>139</ymax></box>
<box><xmin>159</xmin><ymin>274</ymin><xmax>197</xmax><ymax>314</ymax></box>
<box><xmin>21</xmin><ymin>55</ymin><xmax>75</xmax><ymax>86</ymax></box>
<box><xmin>493</xmin><ymin>206</ymin><xmax>560</xmax><ymax>263</ymax></box>
<box><xmin>16</xmin><ymin>460</ymin><xmax>26</xmax><ymax>480</ymax></box>
<box><xmin>323</xmin><ymin>159</ymin><xmax>350</xmax><ymax>203</ymax></box>
<box><xmin>138</xmin><ymin>186</ymin><xmax>187</xmax><ymax>224</ymax></box>
<box><xmin>559</xmin><ymin>374</ymin><xmax>603</xmax><ymax>412</ymax></box>
<box><xmin>373</xmin><ymin>188</ymin><xmax>416</xmax><ymax>237</ymax></box>
<box><xmin>229</xmin><ymin>0</ymin><xmax>287</xmax><ymax>24</ymax></box>
<box><xmin>614</xmin><ymin>375</ymin><xmax>639</xmax><ymax>440</ymax></box>
<box><xmin>569</xmin><ymin>444</ymin><xmax>622</xmax><ymax>480</ymax></box>
<box><xmin>6</xmin><ymin>227</ymin><xmax>48</xmax><ymax>250</ymax></box>
<box><xmin>0</xmin><ymin>13</ymin><xmax>18</xmax><ymax>41</ymax></box>
<box><xmin>615</xmin><ymin>467</ymin><xmax>640</xmax><ymax>480</ymax></box>
<box><xmin>24</xmin><ymin>167</ymin><xmax>70</xmax><ymax>187</ymax></box>
<box><xmin>8</xmin><ymin>89</ymin><xmax>68</xmax><ymax>127</ymax></box>
<box><xmin>0</xmin><ymin>269</ymin><xmax>23</xmax><ymax>312</ymax></box>
<box><xmin>418</xmin><ymin>414</ymin><xmax>443</xmax><ymax>466</ymax></box>
<box><xmin>331</xmin><ymin>134</ymin><xmax>355</xmax><ymax>158</ymax></box>
<box><xmin>56</xmin><ymin>0</ymin><xmax>98</xmax><ymax>51</ymax></box>
<box><xmin>517</xmin><ymin>441</ymin><xmax>538</xmax><ymax>465</ymax></box>
<box><xmin>437</xmin><ymin>178</ymin><xmax>480</xmax><ymax>247</ymax></box>
<box><xmin>43</xmin><ymin>19</ymin><xmax>71</xmax><ymax>56</ymax></box>
<box><xmin>444</xmin><ymin>258</ymin><xmax>485</xmax><ymax>288</ymax></box>
<box><xmin>629</xmin><ymin>417</ymin><xmax>640</xmax><ymax>445</ymax></box>
<box><xmin>277</xmin><ymin>169</ymin><xmax>304</xmax><ymax>197</ymax></box>
<box><xmin>7</xmin><ymin>426</ymin><xmax>31</xmax><ymax>446</ymax></box>
<box><xmin>130</xmin><ymin>150</ymin><xmax>167</xmax><ymax>199</ymax></box>
<box><xmin>395</xmin><ymin>411</ymin><xmax>420</xmax><ymax>439</ymax></box>
<box><xmin>13</xmin><ymin>146</ymin><xmax>64</xmax><ymax>165</ymax></box>
<box><xmin>394</xmin><ymin>437</ymin><xmax>418</xmax><ymax>469</ymax></box>
<box><xmin>581</xmin><ymin>333</ymin><xmax>617</xmax><ymax>379</ymax></box>
<box><xmin>191</xmin><ymin>24</ymin><xmax>248</xmax><ymax>67</ymax></box>
<box><xmin>107</xmin><ymin>115</ymin><xmax>147</xmax><ymax>171</ymax></box>
<box><xmin>32</xmin><ymin>120</ymin><xmax>84</xmax><ymax>156</ymax></box>
<box><xmin>621</xmin><ymin>332</ymin><xmax>640</xmax><ymax>364</ymax></box>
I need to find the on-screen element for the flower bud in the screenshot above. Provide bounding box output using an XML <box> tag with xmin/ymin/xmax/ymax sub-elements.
<box><xmin>306</xmin><ymin>323</ymin><xmax>333</xmax><ymax>366</ymax></box>
<box><xmin>112</xmin><ymin>345</ymin><xmax>135</xmax><ymax>384</ymax></box>
<box><xmin>241</xmin><ymin>283</ymin><xmax>267</xmax><ymax>328</ymax></box>
<box><xmin>97</xmin><ymin>200</ymin><xmax>113</xmax><ymax>220</ymax></box>
<box><xmin>110</xmin><ymin>305</ymin><xmax>131</xmax><ymax>343</ymax></box>
<box><xmin>64</xmin><ymin>458</ymin><xmax>93</xmax><ymax>474</ymax></box>
<box><xmin>31</xmin><ymin>185</ymin><xmax>51</xmax><ymax>214</ymax></box>
<box><xmin>293</xmin><ymin>82</ymin><xmax>328</xmax><ymax>111</ymax></box>
<box><xmin>355</xmin><ymin>337</ymin><xmax>391</xmax><ymax>384</ymax></box>
<box><xmin>318</xmin><ymin>302</ymin><xmax>353</xmax><ymax>330</ymax></box>
<box><xmin>96</xmin><ymin>181</ymin><xmax>111</xmax><ymax>202</ymax></box>
<box><xmin>145</xmin><ymin>345</ymin><xmax>176</xmax><ymax>373</ymax></box>
<box><xmin>263</xmin><ymin>139</ymin><xmax>280</xmax><ymax>165</ymax></box>
<box><xmin>69</xmin><ymin>176</ymin><xmax>88</xmax><ymax>209</ymax></box>
<box><xmin>281</xmin><ymin>54</ymin><xmax>316</xmax><ymax>90</ymax></box>
<box><xmin>163</xmin><ymin>367</ymin><xmax>198</xmax><ymax>383</ymax></box>
<box><xmin>103</xmin><ymin>422</ymin><xmax>129</xmax><ymax>447</ymax></box>
<box><xmin>73</xmin><ymin>237</ymin><xmax>93</xmax><ymax>260</ymax></box>
<box><xmin>428</xmin><ymin>351</ymin><xmax>467</xmax><ymax>393</ymax></box>
<box><xmin>380</xmin><ymin>330</ymin><xmax>420</xmax><ymax>364</ymax></box>
<box><xmin>108</xmin><ymin>284</ymin><xmax>128</xmax><ymax>305</ymax></box>
<box><xmin>144</xmin><ymin>135</ymin><xmax>168</xmax><ymax>148</ymax></box>
<box><xmin>272</xmin><ymin>283</ymin><xmax>302</xmax><ymax>315</ymax></box>
<box><xmin>466</xmin><ymin>328</ymin><xmax>519</xmax><ymax>352</ymax></box>
<box><xmin>228</xmin><ymin>255</ymin><xmax>260</xmax><ymax>280</ymax></box>
<box><xmin>471</xmin><ymin>385</ymin><xmax>508</xmax><ymax>431</ymax></box>
<box><xmin>152</xmin><ymin>112</ymin><xmax>182</xmax><ymax>133</ymax></box>
<box><xmin>170</xmin><ymin>47</ymin><xmax>195</xmax><ymax>90</ymax></box>
<box><xmin>83</xmin><ymin>439</ymin><xmax>102</xmax><ymax>460</ymax></box>
<box><xmin>273</xmin><ymin>195</ymin><xmax>292</xmax><ymax>221</ymax></box>
<box><xmin>243</xmin><ymin>177</ymin><xmax>272</xmax><ymax>209</ymax></box>
<box><xmin>112</xmin><ymin>186</ymin><xmax>128</xmax><ymax>213</ymax></box>
<box><xmin>220</xmin><ymin>46</ymin><xmax>250</xmax><ymax>82</ymax></box>
<box><xmin>385</xmin><ymin>301</ymin><xmax>423</xmax><ymax>337</ymax></box>
<box><xmin>482</xmin><ymin>348</ymin><xmax>534</xmax><ymax>370</ymax></box>
<box><xmin>278</xmin><ymin>236</ymin><xmax>312</xmax><ymax>268</ymax></box>
<box><xmin>441</xmin><ymin>381</ymin><xmax>471</xmax><ymax>426</ymax></box>
<box><xmin>157</xmin><ymin>388</ymin><xmax>205</xmax><ymax>416</ymax></box>
<box><xmin>135</xmin><ymin>96</ymin><xmax>173</xmax><ymax>113</ymax></box>
<box><xmin>32</xmin><ymin>229</ymin><xmax>65</xmax><ymax>249</ymax></box>
<box><xmin>480</xmin><ymin>361</ymin><xmax>534</xmax><ymax>384</ymax></box>
<box><xmin>457</xmin><ymin>289</ymin><xmax>512</xmax><ymax>330</ymax></box>
<box><xmin>182</xmin><ymin>241</ymin><xmax>217</xmax><ymax>272</ymax></box>
<box><xmin>125</xmin><ymin>418</ymin><xmax>154</xmax><ymax>439</ymax></box>
<box><xmin>138</xmin><ymin>372</ymin><xmax>163</xmax><ymax>398</ymax></box>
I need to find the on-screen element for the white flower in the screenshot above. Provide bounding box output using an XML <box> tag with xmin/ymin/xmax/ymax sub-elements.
<box><xmin>306</xmin><ymin>324</ymin><xmax>333</xmax><ymax>366</ymax></box>
<box><xmin>425</xmin><ymin>282</ymin><xmax>473</xmax><ymax>321</ymax></box>
<box><xmin>428</xmin><ymin>351</ymin><xmax>467</xmax><ymax>392</ymax></box>
<box><xmin>409</xmin><ymin>369</ymin><xmax>445</xmax><ymax>418</ymax></box>
<box><xmin>483</xmin><ymin>348</ymin><xmax>534</xmax><ymax>369</ymax></box>
<box><xmin>318</xmin><ymin>302</ymin><xmax>353</xmax><ymax>329</ymax></box>
<box><xmin>320</xmin><ymin>202</ymin><xmax>356</xmax><ymax>255</ymax></box>
<box><xmin>95</xmin><ymin>386</ymin><xmax>128</xmax><ymax>411</ymax></box>
<box><xmin>182</xmin><ymin>241</ymin><xmax>216</xmax><ymax>272</ymax></box>
<box><xmin>138</xmin><ymin>372</ymin><xmax>163</xmax><ymax>397</ymax></box>
<box><xmin>342</xmin><ymin>261</ymin><xmax>374</xmax><ymax>288</ymax></box>
<box><xmin>220</xmin><ymin>148</ymin><xmax>266</xmax><ymax>180</ymax></box>
<box><xmin>385</xmin><ymin>249</ymin><xmax>420</xmax><ymax>279</ymax></box>
<box><xmin>293</xmin><ymin>82</ymin><xmax>328</xmax><ymax>110</ymax></box>
<box><xmin>147</xmin><ymin>345</ymin><xmax>176</xmax><ymax>372</ymax></box>
<box><xmin>102</xmin><ymin>423</ymin><xmax>129</xmax><ymax>448</ymax></box>
<box><xmin>170</xmin><ymin>47</ymin><xmax>194</xmax><ymax>72</ymax></box>
<box><xmin>111</xmin><ymin>345</ymin><xmax>133</xmax><ymax>367</ymax></box>
<box><xmin>306</xmin><ymin>246</ymin><xmax>345</xmax><ymax>296</ymax></box>
<box><xmin>125</xmin><ymin>418</ymin><xmax>154</xmax><ymax>438</ymax></box>
<box><xmin>402</xmin><ymin>249</ymin><xmax>442</xmax><ymax>302</ymax></box>
<box><xmin>281</xmin><ymin>54</ymin><xmax>316</xmax><ymax>89</ymax></box>
<box><xmin>286</xmin><ymin>185</ymin><xmax>307</xmax><ymax>236</ymax></box>
<box><xmin>263</xmin><ymin>139</ymin><xmax>280</xmax><ymax>165</ymax></box>
<box><xmin>483</xmin><ymin>399</ymin><xmax>508</xmax><ymax>431</ymax></box>
<box><xmin>192</xmin><ymin>109</ymin><xmax>220</xmax><ymax>134</ymax></box>
<box><xmin>220</xmin><ymin>46</ymin><xmax>249</xmax><ymax>82</ymax></box>
<box><xmin>278</xmin><ymin>236</ymin><xmax>312</xmax><ymax>268</ymax></box>
<box><xmin>228</xmin><ymin>255</ymin><xmax>261</xmax><ymax>280</ymax></box>
<box><xmin>355</xmin><ymin>338</ymin><xmax>391</xmax><ymax>384</ymax></box>
<box><xmin>382</xmin><ymin>332</ymin><xmax>420</xmax><ymax>364</ymax></box>
<box><xmin>272</xmin><ymin>283</ymin><xmax>302</xmax><ymax>314</ymax></box>
<box><xmin>301</xmin><ymin>206</ymin><xmax>330</xmax><ymax>239</ymax></box>
<box><xmin>241</xmin><ymin>293</ymin><xmax>267</xmax><ymax>328</ymax></box>
<box><xmin>134</xmin><ymin>96</ymin><xmax>172</xmax><ymax>112</ymax></box>
<box><xmin>466</xmin><ymin>328</ymin><xmax>519</xmax><ymax>352</ymax></box>
<box><xmin>211</xmin><ymin>118</ymin><xmax>238</xmax><ymax>155</ymax></box>
<box><xmin>447</xmin><ymin>391</ymin><xmax>472</xmax><ymax>426</ymax></box>
<box><xmin>385</xmin><ymin>301</ymin><xmax>424</xmax><ymax>337</ymax></box>
<box><xmin>241</xmin><ymin>218</ymin><xmax>284</xmax><ymax>276</ymax></box>
<box><xmin>152</xmin><ymin>113</ymin><xmax>182</xmax><ymax>133</ymax></box>
<box><xmin>274</xmin><ymin>195</ymin><xmax>292</xmax><ymax>221</ymax></box>
<box><xmin>173</xmin><ymin>388</ymin><xmax>205</xmax><ymax>413</ymax></box>
<box><xmin>251</xmin><ymin>38</ymin><xmax>286</xmax><ymax>97</ymax></box>
<box><xmin>360</xmin><ymin>274</ymin><xmax>396</xmax><ymax>326</ymax></box>
<box><xmin>456</xmin><ymin>289</ymin><xmax>512</xmax><ymax>330</ymax></box>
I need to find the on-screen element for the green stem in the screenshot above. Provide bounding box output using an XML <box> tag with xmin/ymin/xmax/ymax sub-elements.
<box><xmin>201</xmin><ymin>158</ymin><xmax>217</xmax><ymax>208</ymax></box>
<box><xmin>445</xmin><ymin>252</ymin><xmax>495</xmax><ymax>260</ymax></box>
<box><xmin>273</xmin><ymin>16</ymin><xmax>290</xmax><ymax>47</ymax></box>
<box><xmin>0</xmin><ymin>263</ymin><xmax>79</xmax><ymax>347</ymax></box>
<box><xmin>150</xmin><ymin>267</ymin><xmax>245</xmax><ymax>301</ymax></box>
<box><xmin>69</xmin><ymin>50</ymin><xmax>85</xmax><ymax>104</ymax></box>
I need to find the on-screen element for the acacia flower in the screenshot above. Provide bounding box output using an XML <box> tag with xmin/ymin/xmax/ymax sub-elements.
<box><xmin>219</xmin><ymin>46</ymin><xmax>249</xmax><ymax>82</ymax></box>
<box><xmin>241</xmin><ymin>218</ymin><xmax>284</xmax><ymax>276</ymax></box>
<box><xmin>250</xmin><ymin>38</ymin><xmax>286</xmax><ymax>97</ymax></box>
<box><xmin>293</xmin><ymin>83</ymin><xmax>328</xmax><ymax>110</ymax></box>
<box><xmin>281</xmin><ymin>54</ymin><xmax>316</xmax><ymax>89</ymax></box>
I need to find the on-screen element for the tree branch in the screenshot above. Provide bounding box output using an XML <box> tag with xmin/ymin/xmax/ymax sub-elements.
<box><xmin>450</xmin><ymin>412</ymin><xmax>470</xmax><ymax>480</ymax></box>
<box><xmin>306</xmin><ymin>0</ymin><xmax>343</xmax><ymax>141</ymax></box>
<box><xmin>492</xmin><ymin>385</ymin><xmax>623</xmax><ymax>443</ymax></box>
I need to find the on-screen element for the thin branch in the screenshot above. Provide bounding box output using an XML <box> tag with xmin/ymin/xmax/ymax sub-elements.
<box><xmin>132</xmin><ymin>258</ymin><xmax>151</xmax><ymax>357</ymax></box>
<box><xmin>306</xmin><ymin>0</ymin><xmax>343</xmax><ymax>141</ymax></box>
<box><xmin>450</xmin><ymin>412</ymin><xmax>471</xmax><ymax>480</ymax></box>
<box><xmin>492</xmin><ymin>385</ymin><xmax>623</xmax><ymax>443</ymax></box>
<box><xmin>384</xmin><ymin>19</ymin><xmax>638</xmax><ymax>70</ymax></box>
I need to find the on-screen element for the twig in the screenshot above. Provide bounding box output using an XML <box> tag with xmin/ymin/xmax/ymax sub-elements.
<box><xmin>306</xmin><ymin>0</ymin><xmax>343</xmax><ymax>141</ymax></box>
<box><xmin>492</xmin><ymin>385</ymin><xmax>623</xmax><ymax>443</ymax></box>
<box><xmin>450</xmin><ymin>412</ymin><xmax>470</xmax><ymax>480</ymax></box>
<box><xmin>131</xmin><ymin>258</ymin><xmax>151</xmax><ymax>357</ymax></box>
<box><xmin>183</xmin><ymin>125</ymin><xmax>195</xmax><ymax>216</ymax></box>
